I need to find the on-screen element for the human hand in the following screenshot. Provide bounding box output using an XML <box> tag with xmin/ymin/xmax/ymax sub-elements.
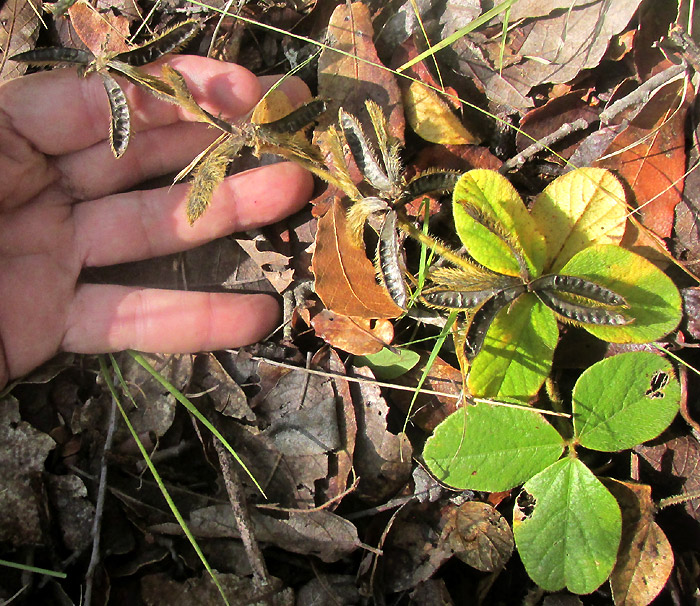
<box><xmin>0</xmin><ymin>55</ymin><xmax>314</xmax><ymax>388</ymax></box>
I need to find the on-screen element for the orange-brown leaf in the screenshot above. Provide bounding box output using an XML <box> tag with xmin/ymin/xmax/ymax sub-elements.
<box><xmin>312</xmin><ymin>198</ymin><xmax>402</xmax><ymax>319</ymax></box>
<box><xmin>311</xmin><ymin>310</ymin><xmax>393</xmax><ymax>355</ymax></box>
<box><xmin>68</xmin><ymin>1</ymin><xmax>129</xmax><ymax>55</ymax></box>
<box><xmin>597</xmin><ymin>77</ymin><xmax>691</xmax><ymax>239</ymax></box>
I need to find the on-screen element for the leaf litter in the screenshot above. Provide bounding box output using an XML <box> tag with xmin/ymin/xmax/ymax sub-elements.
<box><xmin>3</xmin><ymin>0</ymin><xmax>700</xmax><ymax>604</ymax></box>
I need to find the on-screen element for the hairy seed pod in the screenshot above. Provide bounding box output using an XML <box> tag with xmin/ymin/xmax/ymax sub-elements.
<box><xmin>113</xmin><ymin>20</ymin><xmax>199</xmax><ymax>66</ymax></box>
<box><xmin>536</xmin><ymin>289</ymin><xmax>630</xmax><ymax>325</ymax></box>
<box><xmin>339</xmin><ymin>108</ymin><xmax>393</xmax><ymax>193</ymax></box>
<box><xmin>529</xmin><ymin>274</ymin><xmax>626</xmax><ymax>306</ymax></box>
<box><xmin>377</xmin><ymin>211</ymin><xmax>407</xmax><ymax>308</ymax></box>
<box><xmin>10</xmin><ymin>46</ymin><xmax>93</xmax><ymax>65</ymax></box>
<box><xmin>397</xmin><ymin>170</ymin><xmax>461</xmax><ymax>207</ymax></box>
<box><xmin>100</xmin><ymin>73</ymin><xmax>130</xmax><ymax>158</ymax></box>
<box><xmin>464</xmin><ymin>285</ymin><xmax>527</xmax><ymax>360</ymax></box>
<box><xmin>422</xmin><ymin>288</ymin><xmax>495</xmax><ymax>310</ymax></box>
<box><xmin>257</xmin><ymin>99</ymin><xmax>327</xmax><ymax>135</ymax></box>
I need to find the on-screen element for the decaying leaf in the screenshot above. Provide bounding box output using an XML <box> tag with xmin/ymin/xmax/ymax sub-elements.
<box><xmin>606</xmin><ymin>480</ymin><xmax>674</xmax><ymax>606</ymax></box>
<box><xmin>0</xmin><ymin>396</ymin><xmax>55</xmax><ymax>544</ymax></box>
<box><xmin>351</xmin><ymin>365</ymin><xmax>412</xmax><ymax>502</ymax></box>
<box><xmin>441</xmin><ymin>501</ymin><xmax>514</xmax><ymax>572</ymax></box>
<box><xmin>0</xmin><ymin>0</ymin><xmax>41</xmax><ymax>82</ymax></box>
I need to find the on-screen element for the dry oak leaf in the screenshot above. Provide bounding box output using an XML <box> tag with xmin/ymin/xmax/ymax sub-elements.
<box><xmin>312</xmin><ymin>198</ymin><xmax>403</xmax><ymax>319</ymax></box>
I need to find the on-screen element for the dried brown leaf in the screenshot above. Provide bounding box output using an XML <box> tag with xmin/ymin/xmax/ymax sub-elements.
<box><xmin>0</xmin><ymin>0</ymin><xmax>41</xmax><ymax>82</ymax></box>
<box><xmin>311</xmin><ymin>309</ymin><xmax>393</xmax><ymax>355</ymax></box>
<box><xmin>441</xmin><ymin>501</ymin><xmax>514</xmax><ymax>572</ymax></box>
<box><xmin>606</xmin><ymin>480</ymin><xmax>674</xmax><ymax>606</ymax></box>
<box><xmin>312</xmin><ymin>198</ymin><xmax>403</xmax><ymax>319</ymax></box>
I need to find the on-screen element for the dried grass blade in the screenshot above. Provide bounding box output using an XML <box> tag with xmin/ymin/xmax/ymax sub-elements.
<box><xmin>10</xmin><ymin>46</ymin><xmax>92</xmax><ymax>65</ymax></box>
<box><xmin>100</xmin><ymin>72</ymin><xmax>130</xmax><ymax>158</ymax></box>
<box><xmin>113</xmin><ymin>19</ymin><xmax>199</xmax><ymax>66</ymax></box>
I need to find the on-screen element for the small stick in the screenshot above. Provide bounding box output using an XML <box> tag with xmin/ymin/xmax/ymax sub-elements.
<box><xmin>84</xmin><ymin>394</ymin><xmax>119</xmax><ymax>606</ymax></box>
<box><xmin>213</xmin><ymin>440</ymin><xmax>271</xmax><ymax>592</ymax></box>
<box><xmin>500</xmin><ymin>63</ymin><xmax>687</xmax><ymax>173</ymax></box>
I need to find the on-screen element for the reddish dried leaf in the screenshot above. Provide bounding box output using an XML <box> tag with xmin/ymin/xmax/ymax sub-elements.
<box><xmin>635</xmin><ymin>435</ymin><xmax>700</xmax><ymax>520</ymax></box>
<box><xmin>311</xmin><ymin>310</ymin><xmax>393</xmax><ymax>355</ymax></box>
<box><xmin>517</xmin><ymin>91</ymin><xmax>600</xmax><ymax>160</ymax></box>
<box><xmin>597</xmin><ymin>78</ymin><xmax>691</xmax><ymax>239</ymax></box>
<box><xmin>605</xmin><ymin>480</ymin><xmax>674</xmax><ymax>606</ymax></box>
<box><xmin>68</xmin><ymin>1</ymin><xmax>130</xmax><ymax>55</ymax></box>
<box><xmin>312</xmin><ymin>198</ymin><xmax>403</xmax><ymax>319</ymax></box>
<box><xmin>317</xmin><ymin>2</ymin><xmax>403</xmax><ymax>136</ymax></box>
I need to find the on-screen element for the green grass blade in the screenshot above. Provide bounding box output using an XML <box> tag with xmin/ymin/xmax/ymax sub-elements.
<box><xmin>100</xmin><ymin>355</ymin><xmax>230</xmax><ymax>606</ymax></box>
<box><xmin>396</xmin><ymin>0</ymin><xmax>516</xmax><ymax>73</ymax></box>
<box><xmin>401</xmin><ymin>310</ymin><xmax>459</xmax><ymax>434</ymax></box>
<box><xmin>126</xmin><ymin>350</ymin><xmax>267</xmax><ymax>498</ymax></box>
<box><xmin>0</xmin><ymin>559</ymin><xmax>67</xmax><ymax>578</ymax></box>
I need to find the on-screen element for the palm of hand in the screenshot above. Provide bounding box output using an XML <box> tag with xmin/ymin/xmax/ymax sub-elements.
<box><xmin>0</xmin><ymin>56</ymin><xmax>313</xmax><ymax>387</ymax></box>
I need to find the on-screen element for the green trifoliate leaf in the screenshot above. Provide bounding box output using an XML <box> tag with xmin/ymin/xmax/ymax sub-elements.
<box><xmin>559</xmin><ymin>244</ymin><xmax>682</xmax><ymax>343</ymax></box>
<box><xmin>467</xmin><ymin>294</ymin><xmax>559</xmax><ymax>401</ymax></box>
<box><xmin>453</xmin><ymin>169</ymin><xmax>546</xmax><ymax>278</ymax></box>
<box><xmin>573</xmin><ymin>352</ymin><xmax>680</xmax><ymax>451</ymax></box>
<box><xmin>531</xmin><ymin>168</ymin><xmax>627</xmax><ymax>273</ymax></box>
<box><xmin>513</xmin><ymin>458</ymin><xmax>621</xmax><ymax>594</ymax></box>
<box><xmin>423</xmin><ymin>403</ymin><xmax>564</xmax><ymax>492</ymax></box>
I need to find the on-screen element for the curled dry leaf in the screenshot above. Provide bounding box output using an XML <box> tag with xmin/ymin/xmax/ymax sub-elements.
<box><xmin>441</xmin><ymin>501</ymin><xmax>514</xmax><ymax>572</ymax></box>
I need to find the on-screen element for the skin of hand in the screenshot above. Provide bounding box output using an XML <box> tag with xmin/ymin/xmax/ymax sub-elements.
<box><xmin>0</xmin><ymin>55</ymin><xmax>314</xmax><ymax>389</ymax></box>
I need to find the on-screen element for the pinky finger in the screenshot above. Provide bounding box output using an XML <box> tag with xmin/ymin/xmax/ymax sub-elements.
<box><xmin>62</xmin><ymin>284</ymin><xmax>280</xmax><ymax>354</ymax></box>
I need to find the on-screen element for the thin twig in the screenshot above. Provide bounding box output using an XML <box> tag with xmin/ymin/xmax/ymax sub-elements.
<box><xmin>500</xmin><ymin>63</ymin><xmax>687</xmax><ymax>173</ymax></box>
<box><xmin>84</xmin><ymin>393</ymin><xmax>119</xmax><ymax>606</ymax></box>
<box><xmin>228</xmin><ymin>350</ymin><xmax>572</xmax><ymax>418</ymax></box>
<box><xmin>213</xmin><ymin>440</ymin><xmax>271</xmax><ymax>593</ymax></box>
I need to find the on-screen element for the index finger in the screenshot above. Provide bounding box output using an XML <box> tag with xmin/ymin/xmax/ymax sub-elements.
<box><xmin>0</xmin><ymin>55</ymin><xmax>262</xmax><ymax>156</ymax></box>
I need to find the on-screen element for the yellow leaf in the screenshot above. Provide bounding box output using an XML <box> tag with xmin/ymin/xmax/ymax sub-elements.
<box><xmin>404</xmin><ymin>81</ymin><xmax>481</xmax><ymax>145</ymax></box>
<box><xmin>531</xmin><ymin>167</ymin><xmax>628</xmax><ymax>273</ymax></box>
